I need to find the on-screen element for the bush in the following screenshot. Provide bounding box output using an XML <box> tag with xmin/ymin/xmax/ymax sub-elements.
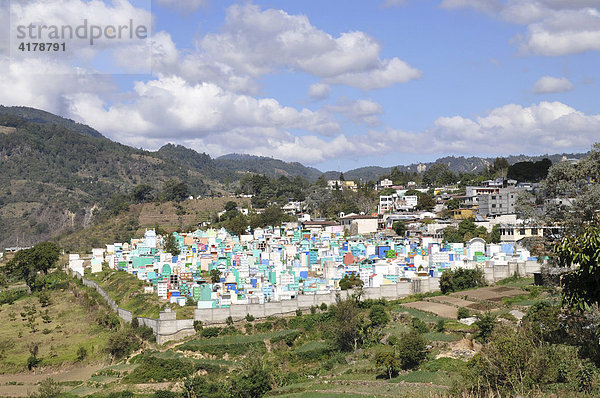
<box><xmin>369</xmin><ymin>304</ymin><xmax>390</xmax><ymax>328</ymax></box>
<box><xmin>475</xmin><ymin>313</ymin><xmax>496</xmax><ymax>343</ymax></box>
<box><xmin>230</xmin><ymin>356</ymin><xmax>272</xmax><ymax>398</ymax></box>
<box><xmin>226</xmin><ymin>316</ymin><xmax>234</xmax><ymax>326</ymax></box>
<box><xmin>105</xmin><ymin>329</ymin><xmax>140</xmax><ymax>359</ymax></box>
<box><xmin>440</xmin><ymin>268</ymin><xmax>487</xmax><ymax>294</ymax></box>
<box><xmin>457</xmin><ymin>307</ymin><xmax>470</xmax><ymax>319</ymax></box>
<box><xmin>32</xmin><ymin>378</ymin><xmax>61</xmax><ymax>398</ymax></box>
<box><xmin>183</xmin><ymin>376</ymin><xmax>229</xmax><ymax>398</ymax></box>
<box><xmin>412</xmin><ymin>317</ymin><xmax>429</xmax><ymax>333</ymax></box>
<box><xmin>124</xmin><ymin>356</ymin><xmax>195</xmax><ymax>383</ymax></box>
<box><xmin>463</xmin><ymin>325</ymin><xmax>597</xmax><ymax>395</ymax></box>
<box><xmin>295</xmin><ymin>309</ymin><xmax>302</xmax><ymax>316</ymax></box>
<box><xmin>254</xmin><ymin>321</ymin><xmax>273</xmax><ymax>332</ymax></box>
<box><xmin>76</xmin><ymin>346</ymin><xmax>87</xmax><ymax>361</ymax></box>
<box><xmin>435</xmin><ymin>319</ymin><xmax>445</xmax><ymax>332</ymax></box>
<box><xmin>320</xmin><ymin>303</ymin><xmax>328</xmax><ymax>311</ymax></box>
<box><xmin>201</xmin><ymin>327</ymin><xmax>221</xmax><ymax>338</ymax></box>
<box><xmin>395</xmin><ymin>331</ymin><xmax>427</xmax><ymax>370</ymax></box>
<box><xmin>153</xmin><ymin>391</ymin><xmax>180</xmax><ymax>398</ymax></box>
<box><xmin>245</xmin><ymin>313</ymin><xmax>255</xmax><ymax>322</ymax></box>
<box><xmin>374</xmin><ymin>346</ymin><xmax>401</xmax><ymax>379</ymax></box>
<box><xmin>194</xmin><ymin>320</ymin><xmax>203</xmax><ymax>333</ymax></box>
<box><xmin>96</xmin><ymin>311</ymin><xmax>120</xmax><ymax>330</ymax></box>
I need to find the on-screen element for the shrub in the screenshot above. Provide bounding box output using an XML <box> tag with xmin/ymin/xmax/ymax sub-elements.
<box><xmin>412</xmin><ymin>317</ymin><xmax>429</xmax><ymax>333</ymax></box>
<box><xmin>226</xmin><ymin>316</ymin><xmax>234</xmax><ymax>326</ymax></box>
<box><xmin>374</xmin><ymin>346</ymin><xmax>401</xmax><ymax>379</ymax></box>
<box><xmin>153</xmin><ymin>391</ymin><xmax>180</xmax><ymax>398</ymax></box>
<box><xmin>457</xmin><ymin>307</ymin><xmax>470</xmax><ymax>319</ymax></box>
<box><xmin>124</xmin><ymin>356</ymin><xmax>195</xmax><ymax>383</ymax></box>
<box><xmin>76</xmin><ymin>346</ymin><xmax>87</xmax><ymax>361</ymax></box>
<box><xmin>193</xmin><ymin>320</ymin><xmax>203</xmax><ymax>333</ymax></box>
<box><xmin>254</xmin><ymin>321</ymin><xmax>273</xmax><ymax>332</ymax></box>
<box><xmin>320</xmin><ymin>303</ymin><xmax>328</xmax><ymax>311</ymax></box>
<box><xmin>230</xmin><ymin>356</ymin><xmax>272</xmax><ymax>398</ymax></box>
<box><xmin>369</xmin><ymin>304</ymin><xmax>390</xmax><ymax>327</ymax></box>
<box><xmin>435</xmin><ymin>319</ymin><xmax>445</xmax><ymax>332</ymax></box>
<box><xmin>32</xmin><ymin>378</ymin><xmax>61</xmax><ymax>398</ymax></box>
<box><xmin>475</xmin><ymin>313</ymin><xmax>496</xmax><ymax>343</ymax></box>
<box><xmin>295</xmin><ymin>309</ymin><xmax>302</xmax><ymax>316</ymax></box>
<box><xmin>201</xmin><ymin>327</ymin><xmax>221</xmax><ymax>338</ymax></box>
<box><xmin>310</xmin><ymin>305</ymin><xmax>317</xmax><ymax>315</ymax></box>
<box><xmin>440</xmin><ymin>268</ymin><xmax>487</xmax><ymax>294</ymax></box>
<box><xmin>245</xmin><ymin>313</ymin><xmax>255</xmax><ymax>322</ymax></box>
<box><xmin>105</xmin><ymin>329</ymin><xmax>140</xmax><ymax>360</ymax></box>
<box><xmin>395</xmin><ymin>331</ymin><xmax>427</xmax><ymax>370</ymax></box>
<box><xmin>462</xmin><ymin>325</ymin><xmax>597</xmax><ymax>395</ymax></box>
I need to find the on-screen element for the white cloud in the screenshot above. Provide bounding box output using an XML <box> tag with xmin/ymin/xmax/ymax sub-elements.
<box><xmin>327</xmin><ymin>99</ymin><xmax>384</xmax><ymax>126</ymax></box>
<box><xmin>0</xmin><ymin>57</ymin><xmax>112</xmax><ymax>116</ymax></box>
<box><xmin>68</xmin><ymin>75</ymin><xmax>341</xmax><ymax>144</ymax></box>
<box><xmin>532</xmin><ymin>76</ymin><xmax>574</xmax><ymax>93</ymax></box>
<box><xmin>441</xmin><ymin>0</ymin><xmax>600</xmax><ymax>56</ymax></box>
<box><xmin>307</xmin><ymin>83</ymin><xmax>331</xmax><ymax>100</ymax></box>
<box><xmin>382</xmin><ymin>0</ymin><xmax>406</xmax><ymax>7</ymax></box>
<box><xmin>155</xmin><ymin>0</ymin><xmax>207</xmax><ymax>12</ymax></box>
<box><xmin>199</xmin><ymin>4</ymin><xmax>421</xmax><ymax>90</ymax></box>
<box><xmin>326</xmin><ymin>57</ymin><xmax>422</xmax><ymax>90</ymax></box>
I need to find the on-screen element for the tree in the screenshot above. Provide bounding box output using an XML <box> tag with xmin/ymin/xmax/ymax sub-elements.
<box><xmin>131</xmin><ymin>184</ymin><xmax>154</xmax><ymax>203</ymax></box>
<box><xmin>224</xmin><ymin>201</ymin><xmax>237</xmax><ymax>212</ymax></box>
<box><xmin>395</xmin><ymin>331</ymin><xmax>426</xmax><ymax>370</ymax></box>
<box><xmin>339</xmin><ymin>274</ymin><xmax>363</xmax><ymax>290</ymax></box>
<box><xmin>210</xmin><ymin>269</ymin><xmax>222</xmax><ymax>283</ymax></box>
<box><xmin>369</xmin><ymin>304</ymin><xmax>390</xmax><ymax>328</ymax></box>
<box><xmin>5</xmin><ymin>242</ymin><xmax>60</xmax><ymax>293</ymax></box>
<box><xmin>443</xmin><ymin>226</ymin><xmax>463</xmax><ymax>243</ymax></box>
<box><xmin>475</xmin><ymin>312</ymin><xmax>496</xmax><ymax>343</ymax></box>
<box><xmin>439</xmin><ymin>268</ymin><xmax>487</xmax><ymax>294</ymax></box>
<box><xmin>445</xmin><ymin>198</ymin><xmax>461</xmax><ymax>210</ymax></box>
<box><xmin>374</xmin><ymin>347</ymin><xmax>401</xmax><ymax>379</ymax></box>
<box><xmin>415</xmin><ymin>192</ymin><xmax>436</xmax><ymax>211</ymax></box>
<box><xmin>230</xmin><ymin>353</ymin><xmax>272</xmax><ymax>398</ymax></box>
<box><xmin>556</xmin><ymin>225</ymin><xmax>600</xmax><ymax>310</ymax></box>
<box><xmin>105</xmin><ymin>329</ymin><xmax>140</xmax><ymax>359</ymax></box>
<box><xmin>491</xmin><ymin>157</ymin><xmax>510</xmax><ymax>175</ymax></box>
<box><xmin>488</xmin><ymin>224</ymin><xmax>501</xmax><ymax>244</ymax></box>
<box><xmin>331</xmin><ymin>297</ymin><xmax>364</xmax><ymax>351</ymax></box>
<box><xmin>161</xmin><ymin>179</ymin><xmax>189</xmax><ymax>202</ymax></box>
<box><xmin>392</xmin><ymin>221</ymin><xmax>406</xmax><ymax>237</ymax></box>
<box><xmin>226</xmin><ymin>214</ymin><xmax>248</xmax><ymax>236</ymax></box>
<box><xmin>163</xmin><ymin>233</ymin><xmax>179</xmax><ymax>257</ymax></box>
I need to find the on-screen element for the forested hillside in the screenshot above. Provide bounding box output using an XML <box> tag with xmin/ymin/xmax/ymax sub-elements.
<box><xmin>0</xmin><ymin>115</ymin><xmax>211</xmax><ymax>248</ymax></box>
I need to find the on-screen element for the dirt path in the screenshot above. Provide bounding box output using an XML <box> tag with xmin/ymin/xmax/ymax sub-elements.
<box><xmin>402</xmin><ymin>301</ymin><xmax>458</xmax><ymax>318</ymax></box>
<box><xmin>0</xmin><ymin>362</ymin><xmax>106</xmax><ymax>397</ymax></box>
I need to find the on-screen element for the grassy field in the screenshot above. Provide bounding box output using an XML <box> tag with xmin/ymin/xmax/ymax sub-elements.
<box><xmin>86</xmin><ymin>269</ymin><xmax>164</xmax><ymax>318</ymax></box>
<box><xmin>0</xmin><ymin>288</ymin><xmax>112</xmax><ymax>373</ymax></box>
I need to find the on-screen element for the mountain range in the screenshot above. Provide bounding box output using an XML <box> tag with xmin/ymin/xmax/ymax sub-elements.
<box><xmin>0</xmin><ymin>105</ymin><xmax>587</xmax><ymax>249</ymax></box>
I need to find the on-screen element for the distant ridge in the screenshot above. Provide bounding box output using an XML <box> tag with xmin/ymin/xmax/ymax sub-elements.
<box><xmin>0</xmin><ymin>105</ymin><xmax>104</xmax><ymax>138</ymax></box>
<box><xmin>215</xmin><ymin>153</ymin><xmax>323</xmax><ymax>180</ymax></box>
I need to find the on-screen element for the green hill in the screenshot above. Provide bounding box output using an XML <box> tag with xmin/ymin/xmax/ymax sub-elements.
<box><xmin>0</xmin><ymin>105</ymin><xmax>104</xmax><ymax>138</ymax></box>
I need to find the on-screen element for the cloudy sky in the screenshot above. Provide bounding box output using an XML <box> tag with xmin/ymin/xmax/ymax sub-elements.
<box><xmin>1</xmin><ymin>0</ymin><xmax>600</xmax><ymax>171</ymax></box>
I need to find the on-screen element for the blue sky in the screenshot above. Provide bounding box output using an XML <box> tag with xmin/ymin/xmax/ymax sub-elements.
<box><xmin>2</xmin><ymin>0</ymin><xmax>600</xmax><ymax>172</ymax></box>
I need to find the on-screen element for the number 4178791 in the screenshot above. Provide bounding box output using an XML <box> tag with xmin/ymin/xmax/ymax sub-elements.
<box><xmin>18</xmin><ymin>42</ymin><xmax>66</xmax><ymax>51</ymax></box>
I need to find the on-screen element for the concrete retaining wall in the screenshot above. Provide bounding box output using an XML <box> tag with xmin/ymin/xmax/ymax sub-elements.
<box><xmin>71</xmin><ymin>263</ymin><xmax>539</xmax><ymax>345</ymax></box>
<box><xmin>483</xmin><ymin>260</ymin><xmax>541</xmax><ymax>283</ymax></box>
<box><xmin>192</xmin><ymin>279</ymin><xmax>440</xmax><ymax>326</ymax></box>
